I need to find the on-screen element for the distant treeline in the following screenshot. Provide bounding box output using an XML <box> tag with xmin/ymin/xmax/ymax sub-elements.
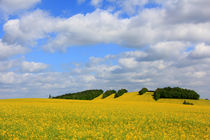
<box><xmin>53</xmin><ymin>87</ymin><xmax>200</xmax><ymax>101</ymax></box>
<box><xmin>53</xmin><ymin>89</ymin><xmax>103</xmax><ymax>100</ymax></box>
<box><xmin>153</xmin><ymin>87</ymin><xmax>200</xmax><ymax>100</ymax></box>
<box><xmin>53</xmin><ymin>89</ymin><xmax>128</xmax><ymax>100</ymax></box>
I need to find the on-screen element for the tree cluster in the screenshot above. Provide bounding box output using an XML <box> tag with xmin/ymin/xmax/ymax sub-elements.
<box><xmin>154</xmin><ymin>87</ymin><xmax>200</xmax><ymax>100</ymax></box>
<box><xmin>138</xmin><ymin>88</ymin><xmax>148</xmax><ymax>95</ymax></box>
<box><xmin>53</xmin><ymin>89</ymin><xmax>104</xmax><ymax>100</ymax></box>
<box><xmin>114</xmin><ymin>89</ymin><xmax>128</xmax><ymax>98</ymax></box>
<box><xmin>102</xmin><ymin>90</ymin><xmax>116</xmax><ymax>99</ymax></box>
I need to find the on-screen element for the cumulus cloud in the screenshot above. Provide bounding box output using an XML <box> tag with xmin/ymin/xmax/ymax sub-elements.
<box><xmin>0</xmin><ymin>72</ymin><xmax>74</xmax><ymax>98</ymax></box>
<box><xmin>146</xmin><ymin>41</ymin><xmax>189</xmax><ymax>61</ymax></box>
<box><xmin>44</xmin><ymin>9</ymin><xmax>127</xmax><ymax>52</ymax></box>
<box><xmin>0</xmin><ymin>60</ymin><xmax>20</xmax><ymax>72</ymax></box>
<box><xmin>0</xmin><ymin>39</ymin><xmax>26</xmax><ymax>60</ymax></box>
<box><xmin>21</xmin><ymin>61</ymin><xmax>48</xmax><ymax>73</ymax></box>
<box><xmin>118</xmin><ymin>57</ymin><xmax>138</xmax><ymax>69</ymax></box>
<box><xmin>0</xmin><ymin>58</ymin><xmax>48</xmax><ymax>73</ymax></box>
<box><xmin>3</xmin><ymin>10</ymin><xmax>56</xmax><ymax>45</ymax></box>
<box><xmin>1</xmin><ymin>45</ymin><xmax>210</xmax><ymax>98</ymax></box>
<box><xmin>0</xmin><ymin>0</ymin><xmax>41</xmax><ymax>16</ymax></box>
<box><xmin>1</xmin><ymin>0</ymin><xmax>210</xmax><ymax>99</ymax></box>
<box><xmin>190</xmin><ymin>43</ymin><xmax>210</xmax><ymax>59</ymax></box>
<box><xmin>3</xmin><ymin>2</ymin><xmax>210</xmax><ymax>52</ymax></box>
<box><xmin>115</xmin><ymin>0</ymin><xmax>148</xmax><ymax>14</ymax></box>
<box><xmin>157</xmin><ymin>0</ymin><xmax>210</xmax><ymax>23</ymax></box>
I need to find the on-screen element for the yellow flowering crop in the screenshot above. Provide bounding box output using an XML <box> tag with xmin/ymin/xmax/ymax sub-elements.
<box><xmin>0</xmin><ymin>92</ymin><xmax>209</xmax><ymax>139</ymax></box>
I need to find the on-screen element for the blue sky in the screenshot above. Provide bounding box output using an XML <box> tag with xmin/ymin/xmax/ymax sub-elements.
<box><xmin>0</xmin><ymin>0</ymin><xmax>210</xmax><ymax>99</ymax></box>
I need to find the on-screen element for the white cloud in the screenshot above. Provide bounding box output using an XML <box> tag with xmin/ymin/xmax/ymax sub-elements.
<box><xmin>118</xmin><ymin>57</ymin><xmax>138</xmax><ymax>69</ymax></box>
<box><xmin>0</xmin><ymin>71</ymin><xmax>82</xmax><ymax>98</ymax></box>
<box><xmin>0</xmin><ymin>58</ymin><xmax>48</xmax><ymax>73</ymax></box>
<box><xmin>3</xmin><ymin>4</ymin><xmax>210</xmax><ymax>52</ymax></box>
<box><xmin>117</xmin><ymin>0</ymin><xmax>148</xmax><ymax>14</ymax></box>
<box><xmin>1</xmin><ymin>0</ymin><xmax>210</xmax><ymax>99</ymax></box>
<box><xmin>190</xmin><ymin>43</ymin><xmax>210</xmax><ymax>59</ymax></box>
<box><xmin>1</xmin><ymin>46</ymin><xmax>210</xmax><ymax>99</ymax></box>
<box><xmin>123</xmin><ymin>51</ymin><xmax>148</xmax><ymax>58</ymax></box>
<box><xmin>148</xmin><ymin>41</ymin><xmax>189</xmax><ymax>60</ymax></box>
<box><xmin>3</xmin><ymin>10</ymin><xmax>56</xmax><ymax>45</ymax></box>
<box><xmin>91</xmin><ymin>0</ymin><xmax>103</xmax><ymax>7</ymax></box>
<box><xmin>0</xmin><ymin>60</ymin><xmax>19</xmax><ymax>72</ymax></box>
<box><xmin>157</xmin><ymin>0</ymin><xmax>210</xmax><ymax>23</ymax></box>
<box><xmin>186</xmin><ymin>71</ymin><xmax>206</xmax><ymax>79</ymax></box>
<box><xmin>21</xmin><ymin>61</ymin><xmax>48</xmax><ymax>73</ymax></box>
<box><xmin>0</xmin><ymin>0</ymin><xmax>41</xmax><ymax>16</ymax></box>
<box><xmin>43</xmin><ymin>9</ymin><xmax>129</xmax><ymax>52</ymax></box>
<box><xmin>0</xmin><ymin>72</ymin><xmax>20</xmax><ymax>84</ymax></box>
<box><xmin>0</xmin><ymin>39</ymin><xmax>26</xmax><ymax>60</ymax></box>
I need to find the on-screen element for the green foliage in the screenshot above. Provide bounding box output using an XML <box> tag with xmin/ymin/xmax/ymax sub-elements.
<box><xmin>114</xmin><ymin>89</ymin><xmax>128</xmax><ymax>98</ymax></box>
<box><xmin>53</xmin><ymin>89</ymin><xmax>103</xmax><ymax>100</ymax></box>
<box><xmin>48</xmin><ymin>94</ymin><xmax>52</xmax><ymax>99</ymax></box>
<box><xmin>154</xmin><ymin>90</ymin><xmax>160</xmax><ymax>101</ymax></box>
<box><xmin>183</xmin><ymin>100</ymin><xmax>194</xmax><ymax>105</ymax></box>
<box><xmin>154</xmin><ymin>87</ymin><xmax>200</xmax><ymax>101</ymax></box>
<box><xmin>138</xmin><ymin>88</ymin><xmax>148</xmax><ymax>95</ymax></box>
<box><xmin>102</xmin><ymin>90</ymin><xmax>116</xmax><ymax>99</ymax></box>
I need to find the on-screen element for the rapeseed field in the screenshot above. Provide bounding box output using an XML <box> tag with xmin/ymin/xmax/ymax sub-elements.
<box><xmin>0</xmin><ymin>92</ymin><xmax>210</xmax><ymax>139</ymax></box>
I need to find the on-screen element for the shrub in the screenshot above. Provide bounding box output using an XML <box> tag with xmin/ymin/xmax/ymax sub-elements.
<box><xmin>154</xmin><ymin>87</ymin><xmax>200</xmax><ymax>101</ymax></box>
<box><xmin>183</xmin><ymin>100</ymin><xmax>194</xmax><ymax>105</ymax></box>
<box><xmin>102</xmin><ymin>90</ymin><xmax>116</xmax><ymax>99</ymax></box>
<box><xmin>114</xmin><ymin>89</ymin><xmax>128</xmax><ymax>98</ymax></box>
<box><xmin>154</xmin><ymin>89</ymin><xmax>160</xmax><ymax>100</ymax></box>
<box><xmin>139</xmin><ymin>88</ymin><xmax>148</xmax><ymax>95</ymax></box>
<box><xmin>53</xmin><ymin>89</ymin><xmax>104</xmax><ymax>100</ymax></box>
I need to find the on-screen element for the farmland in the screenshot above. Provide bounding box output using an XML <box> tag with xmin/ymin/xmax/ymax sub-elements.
<box><xmin>0</xmin><ymin>92</ymin><xmax>210</xmax><ymax>139</ymax></box>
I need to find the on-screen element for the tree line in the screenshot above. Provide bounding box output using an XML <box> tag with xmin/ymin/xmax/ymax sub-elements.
<box><xmin>52</xmin><ymin>87</ymin><xmax>200</xmax><ymax>101</ymax></box>
<box><xmin>53</xmin><ymin>89</ymin><xmax>128</xmax><ymax>100</ymax></box>
<box><xmin>53</xmin><ymin>89</ymin><xmax>104</xmax><ymax>100</ymax></box>
<box><xmin>153</xmin><ymin>87</ymin><xmax>200</xmax><ymax>100</ymax></box>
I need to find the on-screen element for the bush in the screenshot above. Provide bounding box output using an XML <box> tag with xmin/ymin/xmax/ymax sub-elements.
<box><xmin>183</xmin><ymin>100</ymin><xmax>194</xmax><ymax>105</ymax></box>
<box><xmin>154</xmin><ymin>87</ymin><xmax>200</xmax><ymax>101</ymax></box>
<box><xmin>53</xmin><ymin>89</ymin><xmax>104</xmax><ymax>100</ymax></box>
<box><xmin>102</xmin><ymin>90</ymin><xmax>116</xmax><ymax>99</ymax></box>
<box><xmin>154</xmin><ymin>89</ymin><xmax>160</xmax><ymax>101</ymax></box>
<box><xmin>114</xmin><ymin>89</ymin><xmax>128</xmax><ymax>98</ymax></box>
<box><xmin>139</xmin><ymin>88</ymin><xmax>148</xmax><ymax>95</ymax></box>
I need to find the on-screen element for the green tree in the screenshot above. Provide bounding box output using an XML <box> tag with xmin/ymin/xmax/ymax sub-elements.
<box><xmin>53</xmin><ymin>89</ymin><xmax>104</xmax><ymax>100</ymax></box>
<box><xmin>138</xmin><ymin>88</ymin><xmax>148</xmax><ymax>95</ymax></box>
<box><xmin>102</xmin><ymin>90</ymin><xmax>116</xmax><ymax>99</ymax></box>
<box><xmin>114</xmin><ymin>89</ymin><xmax>128</xmax><ymax>98</ymax></box>
<box><xmin>153</xmin><ymin>87</ymin><xmax>200</xmax><ymax>101</ymax></box>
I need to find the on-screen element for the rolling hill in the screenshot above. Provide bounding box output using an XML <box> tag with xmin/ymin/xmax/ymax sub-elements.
<box><xmin>52</xmin><ymin>88</ymin><xmax>210</xmax><ymax>106</ymax></box>
<box><xmin>95</xmin><ymin>91</ymin><xmax>210</xmax><ymax>106</ymax></box>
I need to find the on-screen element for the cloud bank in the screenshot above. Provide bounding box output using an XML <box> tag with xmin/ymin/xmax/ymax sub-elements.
<box><xmin>0</xmin><ymin>0</ymin><xmax>210</xmax><ymax>99</ymax></box>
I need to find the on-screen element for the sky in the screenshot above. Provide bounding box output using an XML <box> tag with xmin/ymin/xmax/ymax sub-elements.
<box><xmin>0</xmin><ymin>0</ymin><xmax>210</xmax><ymax>99</ymax></box>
